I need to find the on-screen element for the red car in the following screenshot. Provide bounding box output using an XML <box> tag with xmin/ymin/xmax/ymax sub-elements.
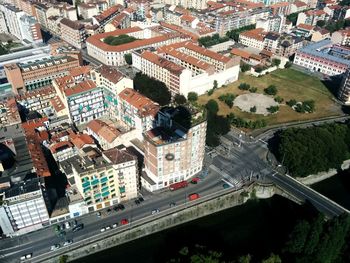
<box><xmin>191</xmin><ymin>177</ymin><xmax>200</xmax><ymax>184</ymax></box>
<box><xmin>121</xmin><ymin>219</ymin><xmax>129</xmax><ymax>225</ymax></box>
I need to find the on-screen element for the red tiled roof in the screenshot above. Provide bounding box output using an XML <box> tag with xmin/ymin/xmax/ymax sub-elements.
<box><xmin>240</xmin><ymin>28</ymin><xmax>265</xmax><ymax>41</ymax></box>
<box><xmin>297</xmin><ymin>23</ymin><xmax>314</xmax><ymax>31</ymax></box>
<box><xmin>50</xmin><ymin>141</ymin><xmax>74</xmax><ymax>153</ymax></box>
<box><xmin>231</xmin><ymin>48</ymin><xmax>250</xmax><ymax>59</ymax></box>
<box><xmin>94</xmin><ymin>4</ymin><xmax>123</xmax><ymax>22</ymax></box>
<box><xmin>182</xmin><ymin>41</ymin><xmax>231</xmax><ymax>63</ymax></box>
<box><xmin>87</xmin><ymin>119</ymin><xmax>121</xmax><ymax>143</ymax></box>
<box><xmin>63</xmin><ymin>80</ymin><xmax>97</xmax><ymax>97</ymax></box>
<box><xmin>140</xmin><ymin>51</ymin><xmax>184</xmax><ymax>75</ymax></box>
<box><xmin>118</xmin><ymin>88</ymin><xmax>159</xmax><ymax>118</ymax></box>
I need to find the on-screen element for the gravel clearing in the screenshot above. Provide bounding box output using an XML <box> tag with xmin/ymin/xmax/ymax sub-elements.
<box><xmin>234</xmin><ymin>93</ymin><xmax>279</xmax><ymax>116</ymax></box>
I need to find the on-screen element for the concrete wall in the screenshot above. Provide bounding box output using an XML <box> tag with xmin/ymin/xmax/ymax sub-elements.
<box><xmin>33</xmin><ymin>183</ymin><xmax>299</xmax><ymax>263</ymax></box>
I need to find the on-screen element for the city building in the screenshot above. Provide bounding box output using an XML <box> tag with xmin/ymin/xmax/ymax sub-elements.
<box><xmin>60</xmin><ymin>147</ymin><xmax>138</xmax><ymax>211</ymax></box>
<box><xmin>0</xmin><ymin>177</ymin><xmax>50</xmax><ymax>236</ymax></box>
<box><xmin>4</xmin><ymin>55</ymin><xmax>81</xmax><ymax>94</ymax></box>
<box><xmin>18</xmin><ymin>14</ymin><xmax>43</xmax><ymax>44</ymax></box>
<box><xmin>86</xmin><ymin>27</ymin><xmax>190</xmax><ymax>66</ymax></box>
<box><xmin>331</xmin><ymin>29</ymin><xmax>350</xmax><ymax>46</ymax></box>
<box><xmin>0</xmin><ymin>11</ymin><xmax>8</xmax><ymax>33</ymax></box>
<box><xmin>60</xmin><ymin>18</ymin><xmax>87</xmax><ymax>49</ymax></box>
<box><xmin>118</xmin><ymin>88</ymin><xmax>159</xmax><ymax>140</ymax></box>
<box><xmin>294</xmin><ymin>40</ymin><xmax>350</xmax><ymax>76</ymax></box>
<box><xmin>239</xmin><ymin>28</ymin><xmax>266</xmax><ymax>50</ymax></box>
<box><xmin>142</xmin><ymin>106</ymin><xmax>206</xmax><ymax>192</ymax></box>
<box><xmin>296</xmin><ymin>10</ymin><xmax>328</xmax><ymax>26</ymax></box>
<box><xmin>92</xmin><ymin>4</ymin><xmax>124</xmax><ymax>28</ymax></box>
<box><xmin>338</xmin><ymin>67</ymin><xmax>350</xmax><ymax>104</ymax></box>
<box><xmin>132</xmin><ymin>41</ymin><xmax>240</xmax><ymax>96</ymax></box>
<box><xmin>34</xmin><ymin>3</ymin><xmax>60</xmax><ymax>29</ymax></box>
<box><xmin>0</xmin><ymin>97</ymin><xmax>21</xmax><ymax>127</ymax></box>
<box><xmin>54</xmin><ymin>79</ymin><xmax>105</xmax><ymax>125</ymax></box>
<box><xmin>256</xmin><ymin>15</ymin><xmax>285</xmax><ymax>34</ymax></box>
<box><xmin>0</xmin><ymin>4</ymin><xmax>24</xmax><ymax>40</ymax></box>
<box><xmin>78</xmin><ymin>3</ymin><xmax>98</xmax><ymax>20</ymax></box>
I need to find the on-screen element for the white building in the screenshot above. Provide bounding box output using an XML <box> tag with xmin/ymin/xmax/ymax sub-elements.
<box><xmin>0</xmin><ymin>11</ymin><xmax>8</xmax><ymax>33</ymax></box>
<box><xmin>0</xmin><ymin>178</ymin><xmax>50</xmax><ymax>236</ymax></box>
<box><xmin>19</xmin><ymin>15</ymin><xmax>43</xmax><ymax>44</ymax></box>
<box><xmin>0</xmin><ymin>4</ymin><xmax>24</xmax><ymax>40</ymax></box>
<box><xmin>256</xmin><ymin>15</ymin><xmax>285</xmax><ymax>34</ymax></box>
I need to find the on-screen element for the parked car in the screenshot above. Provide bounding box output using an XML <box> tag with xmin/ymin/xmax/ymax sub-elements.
<box><xmin>72</xmin><ymin>224</ymin><xmax>84</xmax><ymax>232</ymax></box>
<box><xmin>222</xmin><ymin>183</ymin><xmax>230</xmax><ymax>189</ymax></box>
<box><xmin>138</xmin><ymin>196</ymin><xmax>144</xmax><ymax>202</ymax></box>
<box><xmin>135</xmin><ymin>199</ymin><xmax>140</xmax><ymax>205</ymax></box>
<box><xmin>191</xmin><ymin>177</ymin><xmax>200</xmax><ymax>184</ymax></box>
<box><xmin>96</xmin><ymin>212</ymin><xmax>101</xmax><ymax>217</ymax></box>
<box><xmin>113</xmin><ymin>206</ymin><xmax>119</xmax><ymax>212</ymax></box>
<box><xmin>169</xmin><ymin>202</ymin><xmax>176</xmax><ymax>207</ymax></box>
<box><xmin>50</xmin><ymin>244</ymin><xmax>60</xmax><ymax>251</ymax></box>
<box><xmin>106</xmin><ymin>226</ymin><xmax>111</xmax><ymax>230</ymax></box>
<box><xmin>188</xmin><ymin>193</ymin><xmax>200</xmax><ymax>201</ymax></box>
<box><xmin>151</xmin><ymin>209</ymin><xmax>160</xmax><ymax>215</ymax></box>
<box><xmin>63</xmin><ymin>240</ymin><xmax>73</xmax><ymax>246</ymax></box>
<box><xmin>112</xmin><ymin>223</ymin><xmax>118</xmax><ymax>228</ymax></box>
<box><xmin>100</xmin><ymin>227</ymin><xmax>106</xmax><ymax>232</ymax></box>
<box><xmin>20</xmin><ymin>253</ymin><xmax>32</xmax><ymax>261</ymax></box>
<box><xmin>118</xmin><ymin>204</ymin><xmax>125</xmax><ymax>210</ymax></box>
<box><xmin>120</xmin><ymin>219</ymin><xmax>129</xmax><ymax>225</ymax></box>
<box><xmin>107</xmin><ymin>208</ymin><xmax>112</xmax><ymax>215</ymax></box>
<box><xmin>65</xmin><ymin>222</ymin><xmax>71</xmax><ymax>229</ymax></box>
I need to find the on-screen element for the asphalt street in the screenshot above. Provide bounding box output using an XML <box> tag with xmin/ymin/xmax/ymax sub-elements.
<box><xmin>0</xmin><ymin>167</ymin><xmax>227</xmax><ymax>263</ymax></box>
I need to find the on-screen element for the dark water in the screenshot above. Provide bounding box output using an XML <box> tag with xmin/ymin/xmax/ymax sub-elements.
<box><xmin>311</xmin><ymin>169</ymin><xmax>350</xmax><ymax>210</ymax></box>
<box><xmin>74</xmin><ymin>196</ymin><xmax>317</xmax><ymax>263</ymax></box>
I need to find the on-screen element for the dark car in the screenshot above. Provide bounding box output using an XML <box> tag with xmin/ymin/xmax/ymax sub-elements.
<box><xmin>135</xmin><ymin>199</ymin><xmax>140</xmax><ymax>205</ymax></box>
<box><xmin>113</xmin><ymin>206</ymin><xmax>120</xmax><ymax>212</ymax></box>
<box><xmin>118</xmin><ymin>204</ymin><xmax>125</xmax><ymax>210</ymax></box>
<box><xmin>138</xmin><ymin>196</ymin><xmax>144</xmax><ymax>202</ymax></box>
<box><xmin>107</xmin><ymin>208</ymin><xmax>112</xmax><ymax>214</ymax></box>
<box><xmin>72</xmin><ymin>224</ymin><xmax>84</xmax><ymax>232</ymax></box>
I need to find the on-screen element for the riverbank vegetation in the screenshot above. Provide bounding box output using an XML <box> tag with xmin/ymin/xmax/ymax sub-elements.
<box><xmin>273</xmin><ymin>123</ymin><xmax>350</xmax><ymax>177</ymax></box>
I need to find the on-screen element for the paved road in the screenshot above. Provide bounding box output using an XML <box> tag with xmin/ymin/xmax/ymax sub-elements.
<box><xmin>0</xmin><ymin>168</ymin><xmax>228</xmax><ymax>263</ymax></box>
<box><xmin>213</xmin><ymin>130</ymin><xmax>349</xmax><ymax>218</ymax></box>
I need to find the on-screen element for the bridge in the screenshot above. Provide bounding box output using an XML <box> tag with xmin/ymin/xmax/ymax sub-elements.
<box><xmin>215</xmin><ymin>130</ymin><xmax>349</xmax><ymax>218</ymax></box>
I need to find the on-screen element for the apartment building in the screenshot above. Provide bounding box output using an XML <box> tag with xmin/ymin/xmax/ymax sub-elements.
<box><xmin>0</xmin><ymin>4</ymin><xmax>24</xmax><ymax>39</ymax></box>
<box><xmin>256</xmin><ymin>15</ymin><xmax>285</xmax><ymax>34</ymax></box>
<box><xmin>0</xmin><ymin>98</ymin><xmax>21</xmax><ymax>127</ymax></box>
<box><xmin>270</xmin><ymin>2</ymin><xmax>291</xmax><ymax>16</ymax></box>
<box><xmin>296</xmin><ymin>10</ymin><xmax>328</xmax><ymax>26</ymax></box>
<box><xmin>215</xmin><ymin>7</ymin><xmax>270</xmax><ymax>36</ymax></box>
<box><xmin>239</xmin><ymin>28</ymin><xmax>266</xmax><ymax>50</ymax></box>
<box><xmin>338</xmin><ymin>67</ymin><xmax>350</xmax><ymax>104</ymax></box>
<box><xmin>331</xmin><ymin>29</ymin><xmax>350</xmax><ymax>46</ymax></box>
<box><xmin>19</xmin><ymin>14</ymin><xmax>42</xmax><ymax>44</ymax></box>
<box><xmin>104</xmin><ymin>12</ymin><xmax>131</xmax><ymax>32</ymax></box>
<box><xmin>60</xmin><ymin>147</ymin><xmax>138</xmax><ymax>211</ymax></box>
<box><xmin>0</xmin><ymin>11</ymin><xmax>8</xmax><ymax>33</ymax></box>
<box><xmin>4</xmin><ymin>55</ymin><xmax>81</xmax><ymax>94</ymax></box>
<box><xmin>118</xmin><ymin>88</ymin><xmax>159</xmax><ymax>140</ymax></box>
<box><xmin>132</xmin><ymin>42</ymin><xmax>240</xmax><ymax>96</ymax></box>
<box><xmin>294</xmin><ymin>40</ymin><xmax>350</xmax><ymax>76</ymax></box>
<box><xmin>142</xmin><ymin>106</ymin><xmax>206</xmax><ymax>192</ymax></box>
<box><xmin>78</xmin><ymin>3</ymin><xmax>98</xmax><ymax>19</ymax></box>
<box><xmin>55</xmin><ymin>79</ymin><xmax>105</xmax><ymax>125</ymax></box>
<box><xmin>0</xmin><ymin>178</ymin><xmax>50</xmax><ymax>236</ymax></box>
<box><xmin>34</xmin><ymin>3</ymin><xmax>60</xmax><ymax>29</ymax></box>
<box><xmin>86</xmin><ymin>27</ymin><xmax>190</xmax><ymax>66</ymax></box>
<box><xmin>92</xmin><ymin>4</ymin><xmax>124</xmax><ymax>28</ymax></box>
<box><xmin>159</xmin><ymin>0</ymin><xmax>209</xmax><ymax>10</ymax></box>
<box><xmin>60</xmin><ymin>18</ymin><xmax>87</xmax><ymax>49</ymax></box>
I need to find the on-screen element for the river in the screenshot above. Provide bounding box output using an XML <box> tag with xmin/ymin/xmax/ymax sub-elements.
<box><xmin>73</xmin><ymin>196</ymin><xmax>317</xmax><ymax>263</ymax></box>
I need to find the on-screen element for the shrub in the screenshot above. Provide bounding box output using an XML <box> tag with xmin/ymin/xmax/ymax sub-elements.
<box><xmin>250</xmin><ymin>106</ymin><xmax>257</xmax><ymax>113</ymax></box>
<box><xmin>187</xmin><ymin>92</ymin><xmax>198</xmax><ymax>102</ymax></box>
<box><xmin>285</xmin><ymin>61</ymin><xmax>292</xmax><ymax>68</ymax></box>
<box><xmin>249</xmin><ymin>87</ymin><xmax>257</xmax><ymax>93</ymax></box>
<box><xmin>218</xmin><ymin>93</ymin><xmax>235</xmax><ymax>108</ymax></box>
<box><xmin>238</xmin><ymin>83</ymin><xmax>250</xmax><ymax>90</ymax></box>
<box><xmin>206</xmin><ymin>99</ymin><xmax>219</xmax><ymax>114</ymax></box>
<box><xmin>267</xmin><ymin>105</ymin><xmax>279</xmax><ymax>113</ymax></box>
<box><xmin>274</xmin><ymin>96</ymin><xmax>284</xmax><ymax>103</ymax></box>
<box><xmin>241</xmin><ymin>63</ymin><xmax>251</xmax><ymax>72</ymax></box>
<box><xmin>286</xmin><ymin>99</ymin><xmax>297</xmax><ymax>107</ymax></box>
<box><xmin>207</xmin><ymin>89</ymin><xmax>214</xmax><ymax>96</ymax></box>
<box><xmin>264</xmin><ymin>85</ymin><xmax>278</xmax><ymax>95</ymax></box>
<box><xmin>174</xmin><ymin>94</ymin><xmax>187</xmax><ymax>105</ymax></box>
<box><xmin>272</xmin><ymin>58</ymin><xmax>281</xmax><ymax>67</ymax></box>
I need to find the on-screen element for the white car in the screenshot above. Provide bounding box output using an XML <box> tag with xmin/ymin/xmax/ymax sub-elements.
<box><xmin>20</xmin><ymin>254</ymin><xmax>32</xmax><ymax>261</ymax></box>
<box><xmin>65</xmin><ymin>222</ymin><xmax>71</xmax><ymax>229</ymax></box>
<box><xmin>63</xmin><ymin>240</ymin><xmax>73</xmax><ymax>246</ymax></box>
<box><xmin>50</xmin><ymin>244</ymin><xmax>60</xmax><ymax>251</ymax></box>
<box><xmin>112</xmin><ymin>223</ymin><xmax>118</xmax><ymax>228</ymax></box>
<box><xmin>105</xmin><ymin>226</ymin><xmax>111</xmax><ymax>230</ymax></box>
<box><xmin>151</xmin><ymin>209</ymin><xmax>160</xmax><ymax>215</ymax></box>
<box><xmin>100</xmin><ymin>227</ymin><xmax>105</xmax><ymax>232</ymax></box>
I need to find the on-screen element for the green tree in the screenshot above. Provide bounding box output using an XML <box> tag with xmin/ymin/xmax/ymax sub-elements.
<box><xmin>206</xmin><ymin>99</ymin><xmax>219</xmax><ymax>115</ymax></box>
<box><xmin>285</xmin><ymin>61</ymin><xmax>292</xmax><ymax>68</ymax></box>
<box><xmin>274</xmin><ymin>96</ymin><xmax>283</xmax><ymax>103</ymax></box>
<box><xmin>261</xmin><ymin>253</ymin><xmax>281</xmax><ymax>263</ymax></box>
<box><xmin>124</xmin><ymin>53</ymin><xmax>132</xmax><ymax>65</ymax></box>
<box><xmin>267</xmin><ymin>106</ymin><xmax>279</xmax><ymax>113</ymax></box>
<box><xmin>213</xmin><ymin>80</ymin><xmax>218</xmax><ymax>90</ymax></box>
<box><xmin>207</xmin><ymin>89</ymin><xmax>214</xmax><ymax>96</ymax></box>
<box><xmin>250</xmin><ymin>106</ymin><xmax>256</xmax><ymax>113</ymax></box>
<box><xmin>286</xmin><ymin>99</ymin><xmax>297</xmax><ymax>107</ymax></box>
<box><xmin>255</xmin><ymin>66</ymin><xmax>264</xmax><ymax>73</ymax></box>
<box><xmin>134</xmin><ymin>72</ymin><xmax>171</xmax><ymax>105</ymax></box>
<box><xmin>238</xmin><ymin>254</ymin><xmax>252</xmax><ymax>263</ymax></box>
<box><xmin>59</xmin><ymin>255</ymin><xmax>69</xmax><ymax>263</ymax></box>
<box><xmin>272</xmin><ymin>59</ymin><xmax>281</xmax><ymax>67</ymax></box>
<box><xmin>187</xmin><ymin>92</ymin><xmax>198</xmax><ymax>102</ymax></box>
<box><xmin>249</xmin><ymin>87</ymin><xmax>257</xmax><ymax>93</ymax></box>
<box><xmin>285</xmin><ymin>220</ymin><xmax>311</xmax><ymax>254</ymax></box>
<box><xmin>239</xmin><ymin>83</ymin><xmax>250</xmax><ymax>90</ymax></box>
<box><xmin>264</xmin><ymin>85</ymin><xmax>278</xmax><ymax>95</ymax></box>
<box><xmin>174</xmin><ymin>94</ymin><xmax>187</xmax><ymax>105</ymax></box>
<box><xmin>241</xmin><ymin>63</ymin><xmax>251</xmax><ymax>72</ymax></box>
<box><xmin>316</xmin><ymin>20</ymin><xmax>326</xmax><ymax>27</ymax></box>
<box><xmin>303</xmin><ymin>214</ymin><xmax>325</xmax><ymax>255</ymax></box>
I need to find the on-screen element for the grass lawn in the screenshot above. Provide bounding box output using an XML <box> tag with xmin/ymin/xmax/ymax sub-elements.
<box><xmin>198</xmin><ymin>69</ymin><xmax>343</xmax><ymax>126</ymax></box>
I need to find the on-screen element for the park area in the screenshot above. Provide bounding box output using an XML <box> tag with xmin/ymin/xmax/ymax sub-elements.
<box><xmin>198</xmin><ymin>69</ymin><xmax>343</xmax><ymax>126</ymax></box>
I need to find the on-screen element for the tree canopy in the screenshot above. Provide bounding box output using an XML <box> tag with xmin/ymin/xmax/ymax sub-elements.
<box><xmin>134</xmin><ymin>72</ymin><xmax>171</xmax><ymax>106</ymax></box>
<box><xmin>275</xmin><ymin>124</ymin><xmax>350</xmax><ymax>177</ymax></box>
<box><xmin>103</xmin><ymin>34</ymin><xmax>137</xmax><ymax>46</ymax></box>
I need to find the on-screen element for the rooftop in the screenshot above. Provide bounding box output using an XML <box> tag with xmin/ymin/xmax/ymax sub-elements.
<box><xmin>94</xmin><ymin>65</ymin><xmax>124</xmax><ymax>84</ymax></box>
<box><xmin>103</xmin><ymin>147</ymin><xmax>136</xmax><ymax>164</ymax></box>
<box><xmin>63</xmin><ymin>80</ymin><xmax>97</xmax><ymax>97</ymax></box>
<box><xmin>60</xmin><ymin>18</ymin><xmax>84</xmax><ymax>30</ymax></box>
<box><xmin>140</xmin><ymin>51</ymin><xmax>185</xmax><ymax>75</ymax></box>
<box><xmin>86</xmin><ymin>119</ymin><xmax>121</xmax><ymax>143</ymax></box>
<box><xmin>4</xmin><ymin>177</ymin><xmax>41</xmax><ymax>199</ymax></box>
<box><xmin>297</xmin><ymin>39</ymin><xmax>350</xmax><ymax>67</ymax></box>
